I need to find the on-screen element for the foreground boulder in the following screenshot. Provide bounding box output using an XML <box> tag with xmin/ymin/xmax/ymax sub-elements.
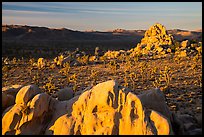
<box><xmin>52</xmin><ymin>87</ymin><xmax>74</xmax><ymax>101</ymax></box>
<box><xmin>2</xmin><ymin>85</ymin><xmax>23</xmax><ymax>97</ymax></box>
<box><xmin>2</xmin><ymin>92</ymin><xmax>15</xmax><ymax>111</ymax></box>
<box><xmin>46</xmin><ymin>80</ymin><xmax>173</xmax><ymax>135</ymax></box>
<box><xmin>3</xmin><ymin>80</ymin><xmax>193</xmax><ymax>135</ymax></box>
<box><xmin>138</xmin><ymin>88</ymin><xmax>173</xmax><ymax>122</ymax></box>
<box><xmin>2</xmin><ymin>85</ymin><xmax>54</xmax><ymax>135</ymax></box>
<box><xmin>2</xmin><ymin>85</ymin><xmax>23</xmax><ymax>111</ymax></box>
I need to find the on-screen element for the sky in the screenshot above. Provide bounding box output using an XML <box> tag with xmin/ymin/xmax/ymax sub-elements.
<box><xmin>2</xmin><ymin>2</ymin><xmax>202</xmax><ymax>31</ymax></box>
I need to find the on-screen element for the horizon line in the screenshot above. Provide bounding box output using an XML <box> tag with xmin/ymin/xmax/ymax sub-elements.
<box><xmin>2</xmin><ymin>23</ymin><xmax>202</xmax><ymax>32</ymax></box>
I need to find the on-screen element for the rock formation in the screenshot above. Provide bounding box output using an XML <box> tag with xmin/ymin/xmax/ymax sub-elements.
<box><xmin>2</xmin><ymin>85</ymin><xmax>54</xmax><ymax>135</ymax></box>
<box><xmin>45</xmin><ymin>80</ymin><xmax>174</xmax><ymax>135</ymax></box>
<box><xmin>128</xmin><ymin>23</ymin><xmax>174</xmax><ymax>57</ymax></box>
<box><xmin>51</xmin><ymin>87</ymin><xmax>74</xmax><ymax>101</ymax></box>
<box><xmin>2</xmin><ymin>80</ymin><xmax>201</xmax><ymax>135</ymax></box>
<box><xmin>2</xmin><ymin>85</ymin><xmax>23</xmax><ymax>111</ymax></box>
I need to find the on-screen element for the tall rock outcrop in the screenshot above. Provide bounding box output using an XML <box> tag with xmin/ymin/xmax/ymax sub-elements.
<box><xmin>129</xmin><ymin>23</ymin><xmax>174</xmax><ymax>57</ymax></box>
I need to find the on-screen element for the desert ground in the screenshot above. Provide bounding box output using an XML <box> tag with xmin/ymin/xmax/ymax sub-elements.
<box><xmin>2</xmin><ymin>23</ymin><xmax>202</xmax><ymax>135</ymax></box>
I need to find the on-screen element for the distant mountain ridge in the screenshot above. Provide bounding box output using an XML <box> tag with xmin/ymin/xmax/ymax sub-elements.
<box><xmin>2</xmin><ymin>24</ymin><xmax>202</xmax><ymax>59</ymax></box>
<box><xmin>2</xmin><ymin>24</ymin><xmax>202</xmax><ymax>42</ymax></box>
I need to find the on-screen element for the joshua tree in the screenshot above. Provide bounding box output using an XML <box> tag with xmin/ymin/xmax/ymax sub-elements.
<box><xmin>95</xmin><ymin>46</ymin><xmax>100</xmax><ymax>61</ymax></box>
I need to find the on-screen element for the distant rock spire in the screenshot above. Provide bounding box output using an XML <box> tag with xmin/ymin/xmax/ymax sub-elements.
<box><xmin>131</xmin><ymin>23</ymin><xmax>174</xmax><ymax>56</ymax></box>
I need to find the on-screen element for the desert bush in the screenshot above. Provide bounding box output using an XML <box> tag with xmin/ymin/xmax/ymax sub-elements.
<box><xmin>59</xmin><ymin>62</ymin><xmax>71</xmax><ymax>76</ymax></box>
<box><xmin>12</xmin><ymin>57</ymin><xmax>17</xmax><ymax>65</ymax></box>
<box><xmin>99</xmin><ymin>56</ymin><xmax>106</xmax><ymax>65</ymax></box>
<box><xmin>29</xmin><ymin>58</ymin><xmax>35</xmax><ymax>66</ymax></box>
<box><xmin>77</xmin><ymin>55</ymin><xmax>89</xmax><ymax>65</ymax></box>
<box><xmin>49</xmin><ymin>64</ymin><xmax>56</xmax><ymax>69</ymax></box>
<box><xmin>37</xmin><ymin>58</ymin><xmax>46</xmax><ymax>70</ymax></box>
<box><xmin>94</xmin><ymin>46</ymin><xmax>100</xmax><ymax>61</ymax></box>
<box><xmin>3</xmin><ymin>57</ymin><xmax>10</xmax><ymax>65</ymax></box>
<box><xmin>138</xmin><ymin>62</ymin><xmax>148</xmax><ymax>84</ymax></box>
<box><xmin>133</xmin><ymin>54</ymin><xmax>139</xmax><ymax>63</ymax></box>
<box><xmin>2</xmin><ymin>65</ymin><xmax>10</xmax><ymax>72</ymax></box>
<box><xmin>124</xmin><ymin>55</ymin><xmax>134</xmax><ymax>71</ymax></box>
<box><xmin>67</xmin><ymin>73</ymin><xmax>78</xmax><ymax>92</ymax></box>
<box><xmin>149</xmin><ymin>67</ymin><xmax>158</xmax><ymax>81</ymax></box>
<box><xmin>160</xmin><ymin>66</ymin><xmax>172</xmax><ymax>89</ymax></box>
<box><xmin>108</xmin><ymin>60</ymin><xmax>120</xmax><ymax>74</ymax></box>
<box><xmin>43</xmin><ymin>77</ymin><xmax>57</xmax><ymax>94</ymax></box>
<box><xmin>152</xmin><ymin>77</ymin><xmax>162</xmax><ymax>89</ymax></box>
<box><xmin>129</xmin><ymin>72</ymin><xmax>137</xmax><ymax>90</ymax></box>
<box><xmin>90</xmin><ymin>69</ymin><xmax>99</xmax><ymax>86</ymax></box>
<box><xmin>153</xmin><ymin>66</ymin><xmax>172</xmax><ymax>90</ymax></box>
<box><xmin>196</xmin><ymin>46</ymin><xmax>202</xmax><ymax>56</ymax></box>
<box><xmin>118</xmin><ymin>54</ymin><xmax>126</xmax><ymax>63</ymax></box>
<box><xmin>57</xmin><ymin>55</ymin><xmax>64</xmax><ymax>67</ymax></box>
<box><xmin>32</xmin><ymin>70</ymin><xmax>40</xmax><ymax>85</ymax></box>
<box><xmin>123</xmin><ymin>71</ymin><xmax>129</xmax><ymax>87</ymax></box>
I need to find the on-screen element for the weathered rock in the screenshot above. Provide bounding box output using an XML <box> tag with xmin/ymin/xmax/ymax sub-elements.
<box><xmin>2</xmin><ymin>81</ymin><xmax>179</xmax><ymax>135</ymax></box>
<box><xmin>74</xmin><ymin>86</ymin><xmax>93</xmax><ymax>97</ymax></box>
<box><xmin>2</xmin><ymin>84</ymin><xmax>22</xmax><ymax>111</ymax></box>
<box><xmin>2</xmin><ymin>92</ymin><xmax>15</xmax><ymax>111</ymax></box>
<box><xmin>187</xmin><ymin>128</ymin><xmax>202</xmax><ymax>135</ymax></box>
<box><xmin>29</xmin><ymin>93</ymin><xmax>51</xmax><ymax>118</ymax></box>
<box><xmin>170</xmin><ymin>112</ymin><xmax>185</xmax><ymax>135</ymax></box>
<box><xmin>15</xmin><ymin>85</ymin><xmax>42</xmax><ymax>105</ymax></box>
<box><xmin>47</xmin><ymin>114</ymin><xmax>75</xmax><ymax>135</ymax></box>
<box><xmin>183</xmin><ymin>122</ymin><xmax>197</xmax><ymax>131</ymax></box>
<box><xmin>149</xmin><ymin>110</ymin><xmax>171</xmax><ymax>135</ymax></box>
<box><xmin>2</xmin><ymin>85</ymin><xmax>23</xmax><ymax>97</ymax></box>
<box><xmin>52</xmin><ymin>87</ymin><xmax>74</xmax><ymax>101</ymax></box>
<box><xmin>2</xmin><ymin>92</ymin><xmax>54</xmax><ymax>135</ymax></box>
<box><xmin>195</xmin><ymin>114</ymin><xmax>202</xmax><ymax>127</ymax></box>
<box><xmin>46</xmin><ymin>80</ymin><xmax>173</xmax><ymax>135</ymax></box>
<box><xmin>130</xmin><ymin>23</ymin><xmax>174</xmax><ymax>56</ymax></box>
<box><xmin>177</xmin><ymin>114</ymin><xmax>197</xmax><ymax>124</ymax></box>
<box><xmin>2</xmin><ymin>104</ymin><xmax>24</xmax><ymax>135</ymax></box>
<box><xmin>138</xmin><ymin>88</ymin><xmax>173</xmax><ymax>122</ymax></box>
<box><xmin>173</xmin><ymin>113</ymin><xmax>202</xmax><ymax>135</ymax></box>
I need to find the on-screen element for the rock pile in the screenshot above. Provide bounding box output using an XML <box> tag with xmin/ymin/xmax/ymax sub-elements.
<box><xmin>2</xmin><ymin>80</ymin><xmax>202</xmax><ymax>135</ymax></box>
<box><xmin>128</xmin><ymin>23</ymin><xmax>174</xmax><ymax>57</ymax></box>
<box><xmin>175</xmin><ymin>40</ymin><xmax>202</xmax><ymax>58</ymax></box>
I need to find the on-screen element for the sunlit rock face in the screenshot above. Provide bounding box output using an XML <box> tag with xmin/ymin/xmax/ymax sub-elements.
<box><xmin>2</xmin><ymin>85</ymin><xmax>54</xmax><ymax>135</ymax></box>
<box><xmin>142</xmin><ymin>23</ymin><xmax>173</xmax><ymax>46</ymax></box>
<box><xmin>129</xmin><ymin>23</ymin><xmax>174</xmax><ymax>56</ymax></box>
<box><xmin>2</xmin><ymin>81</ymin><xmax>175</xmax><ymax>135</ymax></box>
<box><xmin>46</xmin><ymin>80</ymin><xmax>174</xmax><ymax>135</ymax></box>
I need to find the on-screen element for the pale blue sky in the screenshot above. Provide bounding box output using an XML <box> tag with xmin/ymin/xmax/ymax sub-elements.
<box><xmin>2</xmin><ymin>2</ymin><xmax>202</xmax><ymax>31</ymax></box>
